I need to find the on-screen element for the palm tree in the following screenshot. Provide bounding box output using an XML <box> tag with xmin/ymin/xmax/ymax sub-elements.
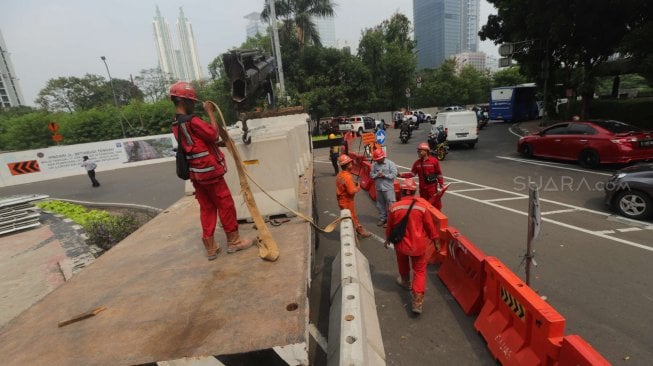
<box><xmin>262</xmin><ymin>0</ymin><xmax>335</xmax><ymax>49</ymax></box>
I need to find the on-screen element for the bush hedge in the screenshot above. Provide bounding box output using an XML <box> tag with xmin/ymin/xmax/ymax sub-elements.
<box><xmin>36</xmin><ymin>200</ymin><xmax>140</xmax><ymax>250</ymax></box>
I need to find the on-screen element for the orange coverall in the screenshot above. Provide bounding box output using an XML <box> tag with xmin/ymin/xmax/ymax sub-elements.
<box><xmin>336</xmin><ymin>170</ymin><xmax>363</xmax><ymax>230</ymax></box>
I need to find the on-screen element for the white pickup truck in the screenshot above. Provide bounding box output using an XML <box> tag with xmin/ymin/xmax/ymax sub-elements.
<box><xmin>338</xmin><ymin>115</ymin><xmax>382</xmax><ymax>135</ymax></box>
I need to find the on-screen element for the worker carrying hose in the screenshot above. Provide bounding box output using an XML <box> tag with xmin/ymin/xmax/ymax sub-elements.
<box><xmin>169</xmin><ymin>81</ymin><xmax>254</xmax><ymax>260</ymax></box>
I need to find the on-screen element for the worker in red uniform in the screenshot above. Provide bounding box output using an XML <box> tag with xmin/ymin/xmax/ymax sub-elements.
<box><xmin>385</xmin><ymin>179</ymin><xmax>438</xmax><ymax>314</ymax></box>
<box><xmin>400</xmin><ymin>142</ymin><xmax>445</xmax><ymax>210</ymax></box>
<box><xmin>336</xmin><ymin>154</ymin><xmax>372</xmax><ymax>238</ymax></box>
<box><xmin>169</xmin><ymin>81</ymin><xmax>254</xmax><ymax>260</ymax></box>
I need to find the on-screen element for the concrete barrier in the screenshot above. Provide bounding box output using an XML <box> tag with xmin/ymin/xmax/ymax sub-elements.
<box><xmin>327</xmin><ymin>209</ymin><xmax>385</xmax><ymax>366</ymax></box>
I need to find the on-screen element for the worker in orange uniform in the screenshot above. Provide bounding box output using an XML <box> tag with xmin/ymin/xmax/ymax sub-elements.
<box><xmin>169</xmin><ymin>81</ymin><xmax>254</xmax><ymax>260</ymax></box>
<box><xmin>336</xmin><ymin>154</ymin><xmax>372</xmax><ymax>238</ymax></box>
<box><xmin>386</xmin><ymin>179</ymin><xmax>438</xmax><ymax>314</ymax></box>
<box><xmin>400</xmin><ymin>142</ymin><xmax>445</xmax><ymax>210</ymax></box>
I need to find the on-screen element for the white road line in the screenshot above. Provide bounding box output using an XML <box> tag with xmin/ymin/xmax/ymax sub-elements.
<box><xmin>486</xmin><ymin>197</ymin><xmax>527</xmax><ymax>203</ymax></box>
<box><xmin>617</xmin><ymin>227</ymin><xmax>643</xmax><ymax>233</ymax></box>
<box><xmin>449</xmin><ymin>188</ymin><xmax>491</xmax><ymax>193</ymax></box>
<box><xmin>496</xmin><ymin>156</ymin><xmax>613</xmax><ymax>176</ymax></box>
<box><xmin>445</xmin><ymin>190</ymin><xmax>653</xmax><ymax>252</ymax></box>
<box><xmin>541</xmin><ymin>209</ymin><xmax>578</xmax><ymax>215</ymax></box>
<box><xmin>508</xmin><ymin>125</ymin><xmax>523</xmax><ymax>138</ymax></box>
<box><xmin>444</xmin><ymin>175</ymin><xmax>614</xmax><ymax>218</ymax></box>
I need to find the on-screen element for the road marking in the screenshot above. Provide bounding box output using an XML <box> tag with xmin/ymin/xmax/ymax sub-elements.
<box><xmin>496</xmin><ymin>156</ymin><xmax>613</xmax><ymax>176</ymax></box>
<box><xmin>541</xmin><ymin>209</ymin><xmax>578</xmax><ymax>215</ymax></box>
<box><xmin>508</xmin><ymin>125</ymin><xmax>524</xmax><ymax>138</ymax></box>
<box><xmin>449</xmin><ymin>188</ymin><xmax>491</xmax><ymax>193</ymax></box>
<box><xmin>485</xmin><ymin>197</ymin><xmax>527</xmax><ymax>202</ymax></box>
<box><xmin>617</xmin><ymin>227</ymin><xmax>642</xmax><ymax>233</ymax></box>
<box><xmin>439</xmin><ymin>176</ymin><xmax>653</xmax><ymax>252</ymax></box>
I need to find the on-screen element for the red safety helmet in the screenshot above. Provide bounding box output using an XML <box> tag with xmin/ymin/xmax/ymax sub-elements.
<box><xmin>169</xmin><ymin>81</ymin><xmax>199</xmax><ymax>101</ymax></box>
<box><xmin>400</xmin><ymin>178</ymin><xmax>417</xmax><ymax>193</ymax></box>
<box><xmin>372</xmin><ymin>149</ymin><xmax>386</xmax><ymax>161</ymax></box>
<box><xmin>338</xmin><ymin>154</ymin><xmax>352</xmax><ymax>166</ymax></box>
<box><xmin>417</xmin><ymin>142</ymin><xmax>430</xmax><ymax>151</ymax></box>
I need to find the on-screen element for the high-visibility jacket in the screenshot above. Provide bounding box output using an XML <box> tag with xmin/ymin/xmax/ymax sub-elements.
<box><xmin>385</xmin><ymin>197</ymin><xmax>437</xmax><ymax>256</ymax></box>
<box><xmin>410</xmin><ymin>156</ymin><xmax>444</xmax><ymax>189</ymax></box>
<box><xmin>336</xmin><ymin>170</ymin><xmax>359</xmax><ymax>202</ymax></box>
<box><xmin>172</xmin><ymin>114</ymin><xmax>227</xmax><ymax>185</ymax></box>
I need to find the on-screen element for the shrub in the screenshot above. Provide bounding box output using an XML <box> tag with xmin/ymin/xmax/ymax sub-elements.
<box><xmin>36</xmin><ymin>200</ymin><xmax>140</xmax><ymax>250</ymax></box>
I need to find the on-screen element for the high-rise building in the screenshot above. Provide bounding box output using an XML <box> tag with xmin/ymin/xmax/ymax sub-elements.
<box><xmin>453</xmin><ymin>51</ymin><xmax>486</xmax><ymax>72</ymax></box>
<box><xmin>244</xmin><ymin>12</ymin><xmax>267</xmax><ymax>39</ymax></box>
<box><xmin>0</xmin><ymin>30</ymin><xmax>24</xmax><ymax>107</ymax></box>
<box><xmin>152</xmin><ymin>6</ymin><xmax>203</xmax><ymax>82</ymax></box>
<box><xmin>314</xmin><ymin>16</ymin><xmax>336</xmax><ymax>48</ymax></box>
<box><xmin>414</xmin><ymin>0</ymin><xmax>480</xmax><ymax>69</ymax></box>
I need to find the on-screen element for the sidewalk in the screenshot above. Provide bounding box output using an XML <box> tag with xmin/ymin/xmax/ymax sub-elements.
<box><xmin>0</xmin><ymin>213</ymin><xmax>97</xmax><ymax>327</ymax></box>
<box><xmin>512</xmin><ymin>119</ymin><xmax>548</xmax><ymax>136</ymax></box>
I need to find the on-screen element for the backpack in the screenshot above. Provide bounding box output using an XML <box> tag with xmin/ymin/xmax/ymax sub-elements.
<box><xmin>388</xmin><ymin>199</ymin><xmax>416</xmax><ymax>244</ymax></box>
<box><xmin>173</xmin><ymin>115</ymin><xmax>193</xmax><ymax>180</ymax></box>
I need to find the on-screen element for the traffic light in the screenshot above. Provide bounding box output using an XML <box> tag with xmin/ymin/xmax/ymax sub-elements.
<box><xmin>222</xmin><ymin>49</ymin><xmax>275</xmax><ymax>106</ymax></box>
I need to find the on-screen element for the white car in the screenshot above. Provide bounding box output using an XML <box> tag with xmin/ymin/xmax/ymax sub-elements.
<box><xmin>343</xmin><ymin>115</ymin><xmax>382</xmax><ymax>135</ymax></box>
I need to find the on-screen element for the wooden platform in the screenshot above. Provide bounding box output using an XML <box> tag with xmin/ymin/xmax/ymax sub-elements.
<box><xmin>0</xmin><ymin>171</ymin><xmax>313</xmax><ymax>365</ymax></box>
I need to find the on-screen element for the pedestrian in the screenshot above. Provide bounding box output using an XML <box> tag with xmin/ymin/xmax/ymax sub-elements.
<box><xmin>385</xmin><ymin>179</ymin><xmax>438</xmax><ymax>314</ymax></box>
<box><xmin>169</xmin><ymin>81</ymin><xmax>254</xmax><ymax>261</ymax></box>
<box><xmin>401</xmin><ymin>142</ymin><xmax>445</xmax><ymax>210</ymax></box>
<box><xmin>328</xmin><ymin>132</ymin><xmax>340</xmax><ymax>176</ymax></box>
<box><xmin>81</xmin><ymin>156</ymin><xmax>100</xmax><ymax>187</ymax></box>
<box><xmin>370</xmin><ymin>149</ymin><xmax>397</xmax><ymax>227</ymax></box>
<box><xmin>336</xmin><ymin>154</ymin><xmax>372</xmax><ymax>238</ymax></box>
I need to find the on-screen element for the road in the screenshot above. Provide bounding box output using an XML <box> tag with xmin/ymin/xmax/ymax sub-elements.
<box><xmin>312</xmin><ymin>122</ymin><xmax>652</xmax><ymax>365</ymax></box>
<box><xmin>2</xmin><ymin>122</ymin><xmax>651</xmax><ymax>364</ymax></box>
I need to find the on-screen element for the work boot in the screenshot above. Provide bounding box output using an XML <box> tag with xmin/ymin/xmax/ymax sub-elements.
<box><xmin>396</xmin><ymin>276</ymin><xmax>411</xmax><ymax>291</ymax></box>
<box><xmin>356</xmin><ymin>226</ymin><xmax>372</xmax><ymax>238</ymax></box>
<box><xmin>376</xmin><ymin>219</ymin><xmax>386</xmax><ymax>227</ymax></box>
<box><xmin>226</xmin><ymin>231</ymin><xmax>254</xmax><ymax>254</ymax></box>
<box><xmin>411</xmin><ymin>293</ymin><xmax>425</xmax><ymax>314</ymax></box>
<box><xmin>202</xmin><ymin>236</ymin><xmax>219</xmax><ymax>261</ymax></box>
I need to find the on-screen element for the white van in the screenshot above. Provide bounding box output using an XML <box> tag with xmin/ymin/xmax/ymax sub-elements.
<box><xmin>435</xmin><ymin>111</ymin><xmax>478</xmax><ymax>148</ymax></box>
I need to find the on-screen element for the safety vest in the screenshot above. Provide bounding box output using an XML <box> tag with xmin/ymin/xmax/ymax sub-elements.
<box><xmin>173</xmin><ymin>114</ymin><xmax>227</xmax><ymax>184</ymax></box>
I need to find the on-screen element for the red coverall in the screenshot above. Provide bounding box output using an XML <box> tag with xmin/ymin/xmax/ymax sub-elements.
<box><xmin>336</xmin><ymin>170</ymin><xmax>362</xmax><ymax>230</ymax></box>
<box><xmin>173</xmin><ymin>114</ymin><xmax>237</xmax><ymax>238</ymax></box>
<box><xmin>410</xmin><ymin>156</ymin><xmax>444</xmax><ymax>209</ymax></box>
<box><xmin>385</xmin><ymin>197</ymin><xmax>437</xmax><ymax>295</ymax></box>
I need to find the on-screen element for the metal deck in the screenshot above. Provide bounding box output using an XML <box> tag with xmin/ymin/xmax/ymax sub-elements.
<box><xmin>0</xmin><ymin>173</ymin><xmax>313</xmax><ymax>365</ymax></box>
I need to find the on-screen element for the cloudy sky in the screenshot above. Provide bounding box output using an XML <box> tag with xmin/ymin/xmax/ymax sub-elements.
<box><xmin>1</xmin><ymin>0</ymin><xmax>497</xmax><ymax>106</ymax></box>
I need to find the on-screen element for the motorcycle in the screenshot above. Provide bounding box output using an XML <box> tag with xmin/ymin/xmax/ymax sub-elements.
<box><xmin>399</xmin><ymin>121</ymin><xmax>412</xmax><ymax>144</ymax></box>
<box><xmin>428</xmin><ymin>126</ymin><xmax>449</xmax><ymax>161</ymax></box>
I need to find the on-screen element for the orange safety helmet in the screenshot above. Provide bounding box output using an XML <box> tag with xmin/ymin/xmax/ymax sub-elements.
<box><xmin>372</xmin><ymin>149</ymin><xmax>386</xmax><ymax>161</ymax></box>
<box><xmin>169</xmin><ymin>81</ymin><xmax>199</xmax><ymax>101</ymax></box>
<box><xmin>400</xmin><ymin>178</ymin><xmax>417</xmax><ymax>193</ymax></box>
<box><xmin>417</xmin><ymin>142</ymin><xmax>430</xmax><ymax>151</ymax></box>
<box><xmin>338</xmin><ymin>154</ymin><xmax>353</xmax><ymax>166</ymax></box>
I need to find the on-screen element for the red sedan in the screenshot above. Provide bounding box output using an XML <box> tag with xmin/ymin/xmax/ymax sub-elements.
<box><xmin>517</xmin><ymin>120</ymin><xmax>653</xmax><ymax>168</ymax></box>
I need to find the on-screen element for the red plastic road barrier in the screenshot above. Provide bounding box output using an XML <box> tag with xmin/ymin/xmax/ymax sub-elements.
<box><xmin>557</xmin><ymin>335</ymin><xmax>610</xmax><ymax>366</ymax></box>
<box><xmin>474</xmin><ymin>257</ymin><xmax>565</xmax><ymax>366</ymax></box>
<box><xmin>437</xmin><ymin>227</ymin><xmax>487</xmax><ymax>314</ymax></box>
<box><xmin>359</xmin><ymin>161</ymin><xmax>373</xmax><ymax>191</ymax></box>
<box><xmin>422</xmin><ymin>200</ymin><xmax>449</xmax><ymax>264</ymax></box>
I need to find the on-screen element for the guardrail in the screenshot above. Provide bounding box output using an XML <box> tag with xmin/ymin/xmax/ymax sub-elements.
<box><xmin>327</xmin><ymin>209</ymin><xmax>385</xmax><ymax>366</ymax></box>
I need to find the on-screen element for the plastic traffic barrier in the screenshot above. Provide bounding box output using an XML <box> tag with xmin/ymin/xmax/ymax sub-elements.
<box><xmin>359</xmin><ymin>161</ymin><xmax>373</xmax><ymax>191</ymax></box>
<box><xmin>474</xmin><ymin>257</ymin><xmax>565</xmax><ymax>366</ymax></box>
<box><xmin>557</xmin><ymin>335</ymin><xmax>610</xmax><ymax>366</ymax></box>
<box><xmin>422</xmin><ymin>201</ymin><xmax>449</xmax><ymax>264</ymax></box>
<box><xmin>436</xmin><ymin>227</ymin><xmax>487</xmax><ymax>315</ymax></box>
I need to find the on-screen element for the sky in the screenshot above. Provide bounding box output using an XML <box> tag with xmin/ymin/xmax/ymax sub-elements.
<box><xmin>1</xmin><ymin>0</ymin><xmax>498</xmax><ymax>107</ymax></box>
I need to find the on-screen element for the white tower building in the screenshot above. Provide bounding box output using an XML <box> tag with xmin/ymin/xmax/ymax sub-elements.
<box><xmin>0</xmin><ymin>29</ymin><xmax>25</xmax><ymax>107</ymax></box>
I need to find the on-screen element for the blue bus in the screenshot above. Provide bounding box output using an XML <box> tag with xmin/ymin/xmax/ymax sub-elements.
<box><xmin>489</xmin><ymin>84</ymin><xmax>539</xmax><ymax>122</ymax></box>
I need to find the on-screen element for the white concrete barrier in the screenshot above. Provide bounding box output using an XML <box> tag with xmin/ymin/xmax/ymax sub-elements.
<box><xmin>0</xmin><ymin>134</ymin><xmax>176</xmax><ymax>187</ymax></box>
<box><xmin>327</xmin><ymin>209</ymin><xmax>385</xmax><ymax>366</ymax></box>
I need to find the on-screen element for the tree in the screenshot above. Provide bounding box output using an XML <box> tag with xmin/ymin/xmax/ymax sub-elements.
<box><xmin>358</xmin><ymin>13</ymin><xmax>417</xmax><ymax>110</ymax></box>
<box><xmin>480</xmin><ymin>0</ymin><xmax>650</xmax><ymax>118</ymax></box>
<box><xmin>133</xmin><ymin>68</ymin><xmax>172</xmax><ymax>103</ymax></box>
<box><xmin>36</xmin><ymin>74</ymin><xmax>143</xmax><ymax>112</ymax></box>
<box><xmin>261</xmin><ymin>0</ymin><xmax>335</xmax><ymax>49</ymax></box>
<box><xmin>492</xmin><ymin>66</ymin><xmax>528</xmax><ymax>87</ymax></box>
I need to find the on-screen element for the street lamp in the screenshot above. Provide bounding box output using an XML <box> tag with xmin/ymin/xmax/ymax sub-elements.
<box><xmin>100</xmin><ymin>56</ymin><xmax>127</xmax><ymax>138</ymax></box>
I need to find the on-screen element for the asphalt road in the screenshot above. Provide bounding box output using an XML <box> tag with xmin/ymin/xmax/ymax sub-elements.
<box><xmin>3</xmin><ymin>122</ymin><xmax>651</xmax><ymax>364</ymax></box>
<box><xmin>312</xmin><ymin>122</ymin><xmax>652</xmax><ymax>365</ymax></box>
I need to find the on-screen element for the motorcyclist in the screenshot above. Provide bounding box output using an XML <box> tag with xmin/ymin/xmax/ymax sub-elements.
<box><xmin>428</xmin><ymin>124</ymin><xmax>447</xmax><ymax>150</ymax></box>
